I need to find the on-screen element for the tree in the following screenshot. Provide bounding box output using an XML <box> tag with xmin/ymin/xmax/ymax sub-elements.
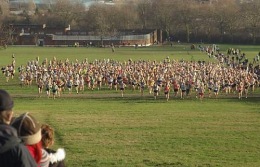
<box><xmin>240</xmin><ymin>1</ymin><xmax>260</xmax><ymax>44</ymax></box>
<box><xmin>87</xmin><ymin>4</ymin><xmax>111</xmax><ymax>46</ymax></box>
<box><xmin>0</xmin><ymin>0</ymin><xmax>260</xmax><ymax>44</ymax></box>
<box><xmin>0</xmin><ymin>0</ymin><xmax>9</xmax><ymax>25</ymax></box>
<box><xmin>27</xmin><ymin>0</ymin><xmax>36</xmax><ymax>14</ymax></box>
<box><xmin>136</xmin><ymin>0</ymin><xmax>153</xmax><ymax>29</ymax></box>
<box><xmin>116</xmin><ymin>4</ymin><xmax>138</xmax><ymax>29</ymax></box>
<box><xmin>208</xmin><ymin>0</ymin><xmax>240</xmax><ymax>43</ymax></box>
<box><xmin>0</xmin><ymin>24</ymin><xmax>15</xmax><ymax>48</ymax></box>
<box><xmin>49</xmin><ymin>0</ymin><xmax>85</xmax><ymax>27</ymax></box>
<box><xmin>173</xmin><ymin>0</ymin><xmax>199</xmax><ymax>43</ymax></box>
<box><xmin>151</xmin><ymin>0</ymin><xmax>175</xmax><ymax>40</ymax></box>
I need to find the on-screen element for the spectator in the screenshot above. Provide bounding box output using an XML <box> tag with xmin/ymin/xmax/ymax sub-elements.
<box><xmin>0</xmin><ymin>89</ymin><xmax>37</xmax><ymax>167</ymax></box>
<box><xmin>11</xmin><ymin>112</ymin><xmax>50</xmax><ymax>167</ymax></box>
<box><xmin>41</xmin><ymin>124</ymin><xmax>66</xmax><ymax>167</ymax></box>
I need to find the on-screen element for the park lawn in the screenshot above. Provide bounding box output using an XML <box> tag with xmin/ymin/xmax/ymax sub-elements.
<box><xmin>0</xmin><ymin>43</ymin><xmax>259</xmax><ymax>68</ymax></box>
<box><xmin>0</xmin><ymin>45</ymin><xmax>204</xmax><ymax>68</ymax></box>
<box><xmin>0</xmin><ymin>44</ymin><xmax>260</xmax><ymax>166</ymax></box>
<box><xmin>10</xmin><ymin>95</ymin><xmax>260</xmax><ymax>167</ymax></box>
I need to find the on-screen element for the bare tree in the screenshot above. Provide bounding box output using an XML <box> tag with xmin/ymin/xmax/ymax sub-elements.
<box><xmin>49</xmin><ymin>0</ymin><xmax>85</xmax><ymax>27</ymax></box>
<box><xmin>173</xmin><ymin>0</ymin><xmax>199</xmax><ymax>43</ymax></box>
<box><xmin>116</xmin><ymin>4</ymin><xmax>138</xmax><ymax>29</ymax></box>
<box><xmin>1</xmin><ymin>0</ymin><xmax>260</xmax><ymax>44</ymax></box>
<box><xmin>208</xmin><ymin>0</ymin><xmax>240</xmax><ymax>43</ymax></box>
<box><xmin>0</xmin><ymin>0</ymin><xmax>9</xmax><ymax>24</ymax></box>
<box><xmin>136</xmin><ymin>0</ymin><xmax>153</xmax><ymax>29</ymax></box>
<box><xmin>27</xmin><ymin>0</ymin><xmax>36</xmax><ymax>14</ymax></box>
<box><xmin>240</xmin><ymin>1</ymin><xmax>260</xmax><ymax>44</ymax></box>
<box><xmin>151</xmin><ymin>0</ymin><xmax>175</xmax><ymax>40</ymax></box>
<box><xmin>87</xmin><ymin>4</ymin><xmax>111</xmax><ymax>46</ymax></box>
<box><xmin>0</xmin><ymin>24</ymin><xmax>16</xmax><ymax>48</ymax></box>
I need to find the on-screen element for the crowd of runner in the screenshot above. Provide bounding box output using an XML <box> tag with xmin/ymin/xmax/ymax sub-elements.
<box><xmin>1</xmin><ymin>47</ymin><xmax>260</xmax><ymax>100</ymax></box>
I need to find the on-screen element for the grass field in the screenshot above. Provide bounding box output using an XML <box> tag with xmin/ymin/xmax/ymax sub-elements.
<box><xmin>0</xmin><ymin>44</ymin><xmax>260</xmax><ymax>167</ymax></box>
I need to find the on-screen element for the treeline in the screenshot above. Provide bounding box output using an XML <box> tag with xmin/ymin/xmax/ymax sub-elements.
<box><xmin>0</xmin><ymin>0</ymin><xmax>260</xmax><ymax>44</ymax></box>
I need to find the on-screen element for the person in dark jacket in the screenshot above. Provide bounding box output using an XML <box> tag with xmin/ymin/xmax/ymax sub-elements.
<box><xmin>0</xmin><ymin>89</ymin><xmax>37</xmax><ymax>167</ymax></box>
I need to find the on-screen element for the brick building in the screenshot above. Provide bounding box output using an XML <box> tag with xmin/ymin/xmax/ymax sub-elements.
<box><xmin>10</xmin><ymin>24</ymin><xmax>162</xmax><ymax>47</ymax></box>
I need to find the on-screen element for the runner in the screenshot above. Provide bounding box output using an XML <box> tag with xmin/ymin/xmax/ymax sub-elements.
<box><xmin>113</xmin><ymin>76</ymin><xmax>118</xmax><ymax>91</ymax></box>
<box><xmin>249</xmin><ymin>76</ymin><xmax>256</xmax><ymax>95</ymax></box>
<box><xmin>45</xmin><ymin>77</ymin><xmax>52</xmax><ymax>98</ymax></box>
<box><xmin>19</xmin><ymin>72</ymin><xmax>25</xmax><ymax>87</ymax></box>
<box><xmin>198</xmin><ymin>83</ymin><xmax>205</xmax><ymax>100</ymax></box>
<box><xmin>213</xmin><ymin>81</ymin><xmax>220</xmax><ymax>98</ymax></box>
<box><xmin>4</xmin><ymin>69</ymin><xmax>10</xmax><ymax>83</ymax></box>
<box><xmin>66</xmin><ymin>77</ymin><xmax>73</xmax><ymax>94</ymax></box>
<box><xmin>207</xmin><ymin>79</ymin><xmax>214</xmax><ymax>98</ymax></box>
<box><xmin>37</xmin><ymin>78</ymin><xmax>44</xmax><ymax>97</ymax></box>
<box><xmin>90</xmin><ymin>76</ymin><xmax>96</xmax><ymax>91</ymax></box>
<box><xmin>108</xmin><ymin>75</ymin><xmax>113</xmax><ymax>90</ymax></box>
<box><xmin>119</xmin><ymin>80</ymin><xmax>126</xmax><ymax>97</ymax></box>
<box><xmin>51</xmin><ymin>81</ymin><xmax>58</xmax><ymax>99</ymax></box>
<box><xmin>153</xmin><ymin>83</ymin><xmax>159</xmax><ymax>100</ymax></box>
<box><xmin>185</xmin><ymin>80</ymin><xmax>192</xmax><ymax>98</ymax></box>
<box><xmin>85</xmin><ymin>74</ymin><xmax>91</xmax><ymax>90</ymax></box>
<box><xmin>148</xmin><ymin>76</ymin><xmax>155</xmax><ymax>94</ymax></box>
<box><xmin>74</xmin><ymin>77</ymin><xmax>80</xmax><ymax>94</ymax></box>
<box><xmin>97</xmin><ymin>74</ymin><xmax>102</xmax><ymax>90</ymax></box>
<box><xmin>244</xmin><ymin>79</ymin><xmax>250</xmax><ymax>98</ymax></box>
<box><xmin>140</xmin><ymin>78</ymin><xmax>146</xmax><ymax>96</ymax></box>
<box><xmin>164</xmin><ymin>81</ymin><xmax>170</xmax><ymax>101</ymax></box>
<box><xmin>79</xmin><ymin>75</ymin><xmax>85</xmax><ymax>93</ymax></box>
<box><xmin>180</xmin><ymin>80</ymin><xmax>186</xmax><ymax>99</ymax></box>
<box><xmin>237</xmin><ymin>80</ymin><xmax>243</xmax><ymax>99</ymax></box>
<box><xmin>56</xmin><ymin>77</ymin><xmax>65</xmax><ymax>97</ymax></box>
<box><xmin>172</xmin><ymin>80</ymin><xmax>180</xmax><ymax>98</ymax></box>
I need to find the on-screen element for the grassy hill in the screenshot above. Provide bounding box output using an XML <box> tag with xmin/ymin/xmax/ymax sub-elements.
<box><xmin>0</xmin><ymin>44</ymin><xmax>260</xmax><ymax>166</ymax></box>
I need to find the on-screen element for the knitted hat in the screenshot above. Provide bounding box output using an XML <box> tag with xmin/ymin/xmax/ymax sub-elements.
<box><xmin>0</xmin><ymin>89</ymin><xmax>14</xmax><ymax>112</ymax></box>
<box><xmin>11</xmin><ymin>112</ymin><xmax>41</xmax><ymax>145</ymax></box>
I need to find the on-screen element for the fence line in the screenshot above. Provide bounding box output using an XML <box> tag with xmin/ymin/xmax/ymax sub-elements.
<box><xmin>52</xmin><ymin>34</ymin><xmax>151</xmax><ymax>41</ymax></box>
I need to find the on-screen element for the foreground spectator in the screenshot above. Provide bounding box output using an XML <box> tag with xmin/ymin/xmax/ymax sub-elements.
<box><xmin>41</xmin><ymin>124</ymin><xmax>66</xmax><ymax>167</ymax></box>
<box><xmin>0</xmin><ymin>89</ymin><xmax>37</xmax><ymax>167</ymax></box>
<box><xmin>11</xmin><ymin>112</ymin><xmax>50</xmax><ymax>167</ymax></box>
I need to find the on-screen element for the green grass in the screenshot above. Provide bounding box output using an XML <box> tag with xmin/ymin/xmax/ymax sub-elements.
<box><xmin>10</xmin><ymin>96</ymin><xmax>260</xmax><ymax>167</ymax></box>
<box><xmin>0</xmin><ymin>43</ymin><xmax>259</xmax><ymax>68</ymax></box>
<box><xmin>0</xmin><ymin>44</ymin><xmax>260</xmax><ymax>167</ymax></box>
